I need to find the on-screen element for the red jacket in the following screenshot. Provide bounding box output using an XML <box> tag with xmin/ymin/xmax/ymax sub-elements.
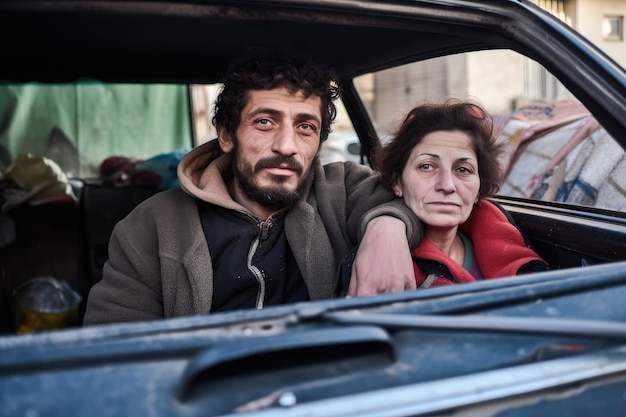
<box><xmin>412</xmin><ymin>200</ymin><xmax>549</xmax><ymax>287</ymax></box>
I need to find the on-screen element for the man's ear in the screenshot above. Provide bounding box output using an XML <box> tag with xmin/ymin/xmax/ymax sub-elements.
<box><xmin>217</xmin><ymin>126</ymin><xmax>235</xmax><ymax>153</ymax></box>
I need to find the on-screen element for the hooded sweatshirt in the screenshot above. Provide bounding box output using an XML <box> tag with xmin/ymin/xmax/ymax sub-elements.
<box><xmin>412</xmin><ymin>200</ymin><xmax>549</xmax><ymax>287</ymax></box>
<box><xmin>83</xmin><ymin>140</ymin><xmax>422</xmax><ymax>325</ymax></box>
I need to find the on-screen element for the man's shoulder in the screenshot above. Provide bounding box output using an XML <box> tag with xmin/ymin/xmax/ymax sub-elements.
<box><xmin>140</xmin><ymin>187</ymin><xmax>188</xmax><ymax>205</ymax></box>
<box><xmin>127</xmin><ymin>187</ymin><xmax>195</xmax><ymax>220</ymax></box>
<box><xmin>318</xmin><ymin>160</ymin><xmax>374</xmax><ymax>179</ymax></box>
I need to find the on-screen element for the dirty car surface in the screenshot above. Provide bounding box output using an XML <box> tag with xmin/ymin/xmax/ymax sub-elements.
<box><xmin>1</xmin><ymin>0</ymin><xmax>626</xmax><ymax>416</ymax></box>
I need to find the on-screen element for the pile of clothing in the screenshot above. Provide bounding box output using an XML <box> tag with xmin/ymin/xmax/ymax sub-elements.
<box><xmin>98</xmin><ymin>149</ymin><xmax>190</xmax><ymax>191</ymax></box>
<box><xmin>0</xmin><ymin>154</ymin><xmax>77</xmax><ymax>214</ymax></box>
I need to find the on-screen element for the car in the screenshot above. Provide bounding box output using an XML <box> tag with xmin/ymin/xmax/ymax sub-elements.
<box><xmin>1</xmin><ymin>0</ymin><xmax>626</xmax><ymax>415</ymax></box>
<box><xmin>319</xmin><ymin>130</ymin><xmax>362</xmax><ymax>165</ymax></box>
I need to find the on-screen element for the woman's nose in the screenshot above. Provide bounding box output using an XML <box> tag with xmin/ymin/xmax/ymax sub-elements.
<box><xmin>435</xmin><ymin>169</ymin><xmax>456</xmax><ymax>193</ymax></box>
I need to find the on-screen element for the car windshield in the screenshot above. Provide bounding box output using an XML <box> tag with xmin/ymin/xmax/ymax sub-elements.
<box><xmin>2</xmin><ymin>47</ymin><xmax>626</xmax><ymax>334</ymax></box>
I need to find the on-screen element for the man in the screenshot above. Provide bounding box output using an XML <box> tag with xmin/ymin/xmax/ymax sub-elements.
<box><xmin>83</xmin><ymin>49</ymin><xmax>420</xmax><ymax>325</ymax></box>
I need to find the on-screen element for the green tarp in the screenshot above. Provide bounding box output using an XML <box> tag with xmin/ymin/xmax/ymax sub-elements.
<box><xmin>0</xmin><ymin>83</ymin><xmax>192</xmax><ymax>177</ymax></box>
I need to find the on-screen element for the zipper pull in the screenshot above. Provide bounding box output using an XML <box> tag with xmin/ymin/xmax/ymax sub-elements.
<box><xmin>259</xmin><ymin>218</ymin><xmax>273</xmax><ymax>240</ymax></box>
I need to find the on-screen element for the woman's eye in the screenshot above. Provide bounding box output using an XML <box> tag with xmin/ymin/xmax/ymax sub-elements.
<box><xmin>419</xmin><ymin>163</ymin><xmax>432</xmax><ymax>171</ymax></box>
<box><xmin>457</xmin><ymin>166</ymin><xmax>474</xmax><ymax>174</ymax></box>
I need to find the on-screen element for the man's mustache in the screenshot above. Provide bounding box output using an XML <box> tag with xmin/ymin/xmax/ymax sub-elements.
<box><xmin>255</xmin><ymin>156</ymin><xmax>303</xmax><ymax>174</ymax></box>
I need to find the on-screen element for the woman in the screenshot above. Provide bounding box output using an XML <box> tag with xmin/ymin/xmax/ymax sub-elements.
<box><xmin>375</xmin><ymin>100</ymin><xmax>548</xmax><ymax>287</ymax></box>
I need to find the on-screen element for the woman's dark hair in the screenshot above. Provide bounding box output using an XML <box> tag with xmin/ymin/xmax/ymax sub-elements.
<box><xmin>375</xmin><ymin>99</ymin><xmax>505</xmax><ymax>198</ymax></box>
<box><xmin>212</xmin><ymin>48</ymin><xmax>341</xmax><ymax>142</ymax></box>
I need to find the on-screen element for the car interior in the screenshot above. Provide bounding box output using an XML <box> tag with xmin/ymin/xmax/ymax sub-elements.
<box><xmin>1</xmin><ymin>1</ymin><xmax>626</xmax><ymax>335</ymax></box>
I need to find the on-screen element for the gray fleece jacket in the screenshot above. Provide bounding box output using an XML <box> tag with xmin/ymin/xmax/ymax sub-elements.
<box><xmin>83</xmin><ymin>140</ymin><xmax>421</xmax><ymax>325</ymax></box>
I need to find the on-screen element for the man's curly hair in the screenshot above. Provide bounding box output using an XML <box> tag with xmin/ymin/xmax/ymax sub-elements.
<box><xmin>212</xmin><ymin>48</ymin><xmax>341</xmax><ymax>142</ymax></box>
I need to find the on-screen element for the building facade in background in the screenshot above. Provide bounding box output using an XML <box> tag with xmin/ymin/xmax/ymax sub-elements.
<box><xmin>362</xmin><ymin>0</ymin><xmax>626</xmax><ymax>134</ymax></box>
<box><xmin>193</xmin><ymin>1</ymin><xmax>626</xmax><ymax>144</ymax></box>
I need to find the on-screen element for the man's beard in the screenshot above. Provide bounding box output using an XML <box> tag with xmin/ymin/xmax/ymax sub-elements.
<box><xmin>233</xmin><ymin>151</ymin><xmax>313</xmax><ymax>211</ymax></box>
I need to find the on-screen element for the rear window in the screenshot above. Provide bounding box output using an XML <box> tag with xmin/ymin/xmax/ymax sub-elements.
<box><xmin>0</xmin><ymin>82</ymin><xmax>192</xmax><ymax>179</ymax></box>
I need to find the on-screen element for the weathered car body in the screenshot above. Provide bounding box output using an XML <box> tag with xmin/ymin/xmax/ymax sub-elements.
<box><xmin>3</xmin><ymin>263</ymin><xmax>626</xmax><ymax>416</ymax></box>
<box><xmin>1</xmin><ymin>0</ymin><xmax>626</xmax><ymax>415</ymax></box>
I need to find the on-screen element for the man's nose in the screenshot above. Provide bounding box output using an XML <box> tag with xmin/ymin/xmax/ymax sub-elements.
<box><xmin>271</xmin><ymin>125</ymin><xmax>298</xmax><ymax>155</ymax></box>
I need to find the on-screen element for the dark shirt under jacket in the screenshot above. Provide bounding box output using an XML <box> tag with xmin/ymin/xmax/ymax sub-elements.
<box><xmin>198</xmin><ymin>202</ymin><xmax>310</xmax><ymax>312</ymax></box>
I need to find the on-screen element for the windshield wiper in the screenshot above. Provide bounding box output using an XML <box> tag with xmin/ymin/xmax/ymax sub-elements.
<box><xmin>316</xmin><ymin>310</ymin><xmax>626</xmax><ymax>341</ymax></box>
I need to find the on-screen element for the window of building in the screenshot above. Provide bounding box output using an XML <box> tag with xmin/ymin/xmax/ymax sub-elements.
<box><xmin>602</xmin><ymin>15</ymin><xmax>623</xmax><ymax>41</ymax></box>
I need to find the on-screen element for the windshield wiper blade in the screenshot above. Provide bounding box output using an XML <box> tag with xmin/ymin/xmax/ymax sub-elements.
<box><xmin>320</xmin><ymin>311</ymin><xmax>626</xmax><ymax>341</ymax></box>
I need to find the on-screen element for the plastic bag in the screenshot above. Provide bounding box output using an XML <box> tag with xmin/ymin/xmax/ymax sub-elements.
<box><xmin>12</xmin><ymin>277</ymin><xmax>82</xmax><ymax>334</ymax></box>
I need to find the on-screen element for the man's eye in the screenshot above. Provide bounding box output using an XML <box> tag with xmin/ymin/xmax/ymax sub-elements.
<box><xmin>257</xmin><ymin>118</ymin><xmax>271</xmax><ymax>125</ymax></box>
<box><xmin>297</xmin><ymin>123</ymin><xmax>319</xmax><ymax>136</ymax></box>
